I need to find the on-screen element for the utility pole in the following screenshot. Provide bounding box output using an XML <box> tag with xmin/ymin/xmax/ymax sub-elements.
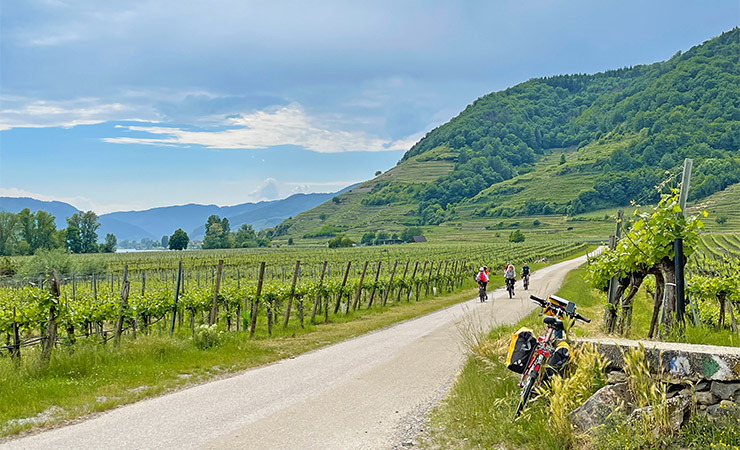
<box><xmin>675</xmin><ymin>158</ymin><xmax>693</xmax><ymax>324</ymax></box>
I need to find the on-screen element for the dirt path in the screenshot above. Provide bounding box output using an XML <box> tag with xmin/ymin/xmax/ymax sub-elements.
<box><xmin>1</xmin><ymin>251</ymin><xmax>597</xmax><ymax>450</ymax></box>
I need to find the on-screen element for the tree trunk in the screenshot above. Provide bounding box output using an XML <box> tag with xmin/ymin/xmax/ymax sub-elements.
<box><xmin>617</xmin><ymin>271</ymin><xmax>645</xmax><ymax>336</ymax></box>
<box><xmin>648</xmin><ymin>269</ymin><xmax>664</xmax><ymax>339</ymax></box>
<box><xmin>604</xmin><ymin>276</ymin><xmax>629</xmax><ymax>334</ymax></box>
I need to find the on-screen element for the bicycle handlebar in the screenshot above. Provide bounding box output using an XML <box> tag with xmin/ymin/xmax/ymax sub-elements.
<box><xmin>530</xmin><ymin>295</ymin><xmax>591</xmax><ymax>323</ymax></box>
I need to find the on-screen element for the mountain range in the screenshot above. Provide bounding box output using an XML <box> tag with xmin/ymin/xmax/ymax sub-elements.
<box><xmin>0</xmin><ymin>185</ymin><xmax>355</xmax><ymax>243</ymax></box>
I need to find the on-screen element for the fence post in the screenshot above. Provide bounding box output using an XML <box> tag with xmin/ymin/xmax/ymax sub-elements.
<box><xmin>407</xmin><ymin>261</ymin><xmax>419</xmax><ymax>302</ymax></box>
<box><xmin>170</xmin><ymin>261</ymin><xmax>183</xmax><ymax>336</ymax></box>
<box><xmin>209</xmin><ymin>260</ymin><xmax>224</xmax><ymax>325</ymax></box>
<box><xmin>41</xmin><ymin>269</ymin><xmax>61</xmax><ymax>367</ymax></box>
<box><xmin>11</xmin><ymin>307</ymin><xmax>20</xmax><ymax>363</ymax></box>
<box><xmin>250</xmin><ymin>262</ymin><xmax>266</xmax><ymax>337</ymax></box>
<box><xmin>310</xmin><ymin>261</ymin><xmax>328</xmax><ymax>323</ymax></box>
<box><xmin>426</xmin><ymin>261</ymin><xmax>434</xmax><ymax>296</ymax></box>
<box><xmin>114</xmin><ymin>265</ymin><xmax>130</xmax><ymax>346</ymax></box>
<box><xmin>367</xmin><ymin>261</ymin><xmax>382</xmax><ymax>308</ymax></box>
<box><xmin>283</xmin><ymin>260</ymin><xmax>301</xmax><ymax>327</ymax></box>
<box><xmin>334</xmin><ymin>261</ymin><xmax>351</xmax><ymax>314</ymax></box>
<box><xmin>395</xmin><ymin>261</ymin><xmax>409</xmax><ymax>303</ymax></box>
<box><xmin>382</xmin><ymin>261</ymin><xmax>398</xmax><ymax>307</ymax></box>
<box><xmin>352</xmin><ymin>261</ymin><xmax>369</xmax><ymax>311</ymax></box>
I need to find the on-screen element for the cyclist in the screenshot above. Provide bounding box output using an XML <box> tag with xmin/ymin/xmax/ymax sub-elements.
<box><xmin>475</xmin><ymin>267</ymin><xmax>489</xmax><ymax>292</ymax></box>
<box><xmin>521</xmin><ymin>263</ymin><xmax>530</xmax><ymax>290</ymax></box>
<box><xmin>504</xmin><ymin>263</ymin><xmax>516</xmax><ymax>295</ymax></box>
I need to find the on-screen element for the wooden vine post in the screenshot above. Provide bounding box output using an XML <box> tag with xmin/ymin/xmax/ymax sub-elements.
<box><xmin>310</xmin><ymin>261</ymin><xmax>328</xmax><ymax>323</ymax></box>
<box><xmin>426</xmin><ymin>261</ymin><xmax>434</xmax><ymax>296</ymax></box>
<box><xmin>169</xmin><ymin>260</ymin><xmax>183</xmax><ymax>336</ymax></box>
<box><xmin>114</xmin><ymin>265</ymin><xmax>131</xmax><ymax>346</ymax></box>
<box><xmin>395</xmin><ymin>261</ymin><xmax>409</xmax><ymax>303</ymax></box>
<box><xmin>382</xmin><ymin>261</ymin><xmax>398</xmax><ymax>307</ymax></box>
<box><xmin>351</xmin><ymin>261</ymin><xmax>369</xmax><ymax>312</ymax></box>
<box><xmin>209</xmin><ymin>259</ymin><xmax>224</xmax><ymax>325</ymax></box>
<box><xmin>407</xmin><ymin>261</ymin><xmax>419</xmax><ymax>302</ymax></box>
<box><xmin>11</xmin><ymin>307</ymin><xmax>20</xmax><ymax>363</ymax></box>
<box><xmin>367</xmin><ymin>261</ymin><xmax>381</xmax><ymax>308</ymax></box>
<box><xmin>40</xmin><ymin>269</ymin><xmax>61</xmax><ymax>367</ymax></box>
<box><xmin>283</xmin><ymin>260</ymin><xmax>301</xmax><ymax>327</ymax></box>
<box><xmin>334</xmin><ymin>261</ymin><xmax>352</xmax><ymax>314</ymax></box>
<box><xmin>249</xmin><ymin>262</ymin><xmax>266</xmax><ymax>337</ymax></box>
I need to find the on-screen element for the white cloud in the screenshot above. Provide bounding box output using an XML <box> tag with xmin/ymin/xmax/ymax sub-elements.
<box><xmin>104</xmin><ymin>104</ymin><xmax>416</xmax><ymax>153</ymax></box>
<box><xmin>0</xmin><ymin>96</ymin><xmax>156</xmax><ymax>130</ymax></box>
<box><xmin>250</xmin><ymin>178</ymin><xmax>280</xmax><ymax>201</ymax></box>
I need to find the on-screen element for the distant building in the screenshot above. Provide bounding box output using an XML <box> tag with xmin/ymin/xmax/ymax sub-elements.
<box><xmin>410</xmin><ymin>236</ymin><xmax>427</xmax><ymax>243</ymax></box>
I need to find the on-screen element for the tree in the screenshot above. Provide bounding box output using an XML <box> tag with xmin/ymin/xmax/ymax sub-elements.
<box><xmin>100</xmin><ymin>233</ymin><xmax>117</xmax><ymax>253</ymax></box>
<box><xmin>161</xmin><ymin>235</ymin><xmax>169</xmax><ymax>248</ymax></box>
<box><xmin>328</xmin><ymin>234</ymin><xmax>354</xmax><ymax>248</ymax></box>
<box><xmin>203</xmin><ymin>223</ymin><xmax>224</xmax><ymax>249</ymax></box>
<box><xmin>361</xmin><ymin>232</ymin><xmax>376</xmax><ymax>246</ymax></box>
<box><xmin>375</xmin><ymin>170</ymin><xmax>382</xmax><ymax>176</ymax></box>
<box><xmin>66</xmin><ymin>211</ymin><xmax>100</xmax><ymax>253</ymax></box>
<box><xmin>65</xmin><ymin>223</ymin><xmax>83</xmax><ymax>254</ymax></box>
<box><xmin>169</xmin><ymin>228</ymin><xmax>189</xmax><ymax>250</ymax></box>
<box><xmin>287</xmin><ymin>237</ymin><xmax>294</xmax><ymax>245</ymax></box>
<box><xmin>0</xmin><ymin>212</ymin><xmax>19</xmax><ymax>256</ymax></box>
<box><xmin>509</xmin><ymin>229</ymin><xmax>525</xmax><ymax>243</ymax></box>
<box><xmin>400</xmin><ymin>227</ymin><xmax>422</xmax><ymax>242</ymax></box>
<box><xmin>319</xmin><ymin>213</ymin><xmax>328</xmax><ymax>221</ymax></box>
<box><xmin>559</xmin><ymin>154</ymin><xmax>566</xmax><ymax>165</ymax></box>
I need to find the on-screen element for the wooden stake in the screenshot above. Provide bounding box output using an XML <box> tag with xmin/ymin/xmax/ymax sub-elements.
<box><xmin>250</xmin><ymin>262</ymin><xmax>265</xmax><ymax>337</ymax></box>
<box><xmin>352</xmin><ymin>261</ymin><xmax>369</xmax><ymax>311</ymax></box>
<box><xmin>334</xmin><ymin>261</ymin><xmax>351</xmax><ymax>314</ymax></box>
<box><xmin>283</xmin><ymin>260</ymin><xmax>301</xmax><ymax>328</ymax></box>
<box><xmin>209</xmin><ymin>260</ymin><xmax>224</xmax><ymax>325</ymax></box>
<box><xmin>310</xmin><ymin>261</ymin><xmax>328</xmax><ymax>323</ymax></box>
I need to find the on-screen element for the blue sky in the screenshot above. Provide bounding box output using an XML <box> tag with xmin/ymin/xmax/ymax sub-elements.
<box><xmin>1</xmin><ymin>0</ymin><xmax>738</xmax><ymax>213</ymax></box>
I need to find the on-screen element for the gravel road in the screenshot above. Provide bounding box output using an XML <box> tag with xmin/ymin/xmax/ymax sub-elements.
<box><xmin>1</xmin><ymin>252</ymin><xmax>596</xmax><ymax>450</ymax></box>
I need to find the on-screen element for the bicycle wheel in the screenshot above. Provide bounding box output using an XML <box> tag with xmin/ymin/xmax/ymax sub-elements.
<box><xmin>508</xmin><ymin>282</ymin><xmax>514</xmax><ymax>298</ymax></box>
<box><xmin>514</xmin><ymin>367</ymin><xmax>538</xmax><ymax>418</ymax></box>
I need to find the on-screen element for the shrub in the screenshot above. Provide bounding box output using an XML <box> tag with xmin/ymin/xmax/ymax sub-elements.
<box><xmin>192</xmin><ymin>324</ymin><xmax>223</xmax><ymax>350</ymax></box>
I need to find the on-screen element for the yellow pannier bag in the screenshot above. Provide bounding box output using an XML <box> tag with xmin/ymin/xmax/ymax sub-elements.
<box><xmin>506</xmin><ymin>327</ymin><xmax>537</xmax><ymax>374</ymax></box>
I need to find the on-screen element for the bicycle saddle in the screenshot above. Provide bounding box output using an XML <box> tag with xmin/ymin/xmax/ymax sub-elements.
<box><xmin>543</xmin><ymin>316</ymin><xmax>564</xmax><ymax>331</ymax></box>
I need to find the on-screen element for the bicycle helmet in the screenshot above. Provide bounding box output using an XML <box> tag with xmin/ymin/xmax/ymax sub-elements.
<box><xmin>479</xmin><ymin>267</ymin><xmax>485</xmax><ymax>272</ymax></box>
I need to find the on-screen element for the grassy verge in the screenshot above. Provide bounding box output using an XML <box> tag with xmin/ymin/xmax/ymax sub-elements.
<box><xmin>0</xmin><ymin>286</ymin><xmax>476</xmax><ymax>437</ymax></box>
<box><xmin>423</xmin><ymin>263</ymin><xmax>740</xmax><ymax>449</ymax></box>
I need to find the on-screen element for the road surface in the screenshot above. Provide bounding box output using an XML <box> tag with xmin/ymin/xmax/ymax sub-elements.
<box><xmin>2</xmin><ymin>251</ymin><xmax>596</xmax><ymax>450</ymax></box>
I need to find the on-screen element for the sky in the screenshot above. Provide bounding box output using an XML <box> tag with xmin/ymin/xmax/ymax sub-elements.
<box><xmin>0</xmin><ymin>0</ymin><xmax>738</xmax><ymax>214</ymax></box>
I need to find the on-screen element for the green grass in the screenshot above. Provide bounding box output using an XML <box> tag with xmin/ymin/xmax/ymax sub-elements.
<box><xmin>0</xmin><ymin>284</ymin><xmax>477</xmax><ymax>437</ymax></box>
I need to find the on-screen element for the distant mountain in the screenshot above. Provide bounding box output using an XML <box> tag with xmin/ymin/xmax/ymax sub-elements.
<box><xmin>0</xmin><ymin>184</ymin><xmax>357</xmax><ymax>242</ymax></box>
<box><xmin>0</xmin><ymin>197</ymin><xmax>79</xmax><ymax>228</ymax></box>
<box><xmin>188</xmin><ymin>188</ymin><xmax>356</xmax><ymax>239</ymax></box>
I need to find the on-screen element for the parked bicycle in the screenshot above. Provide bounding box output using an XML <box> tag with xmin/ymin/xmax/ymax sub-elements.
<box><xmin>506</xmin><ymin>294</ymin><xmax>591</xmax><ymax>419</ymax></box>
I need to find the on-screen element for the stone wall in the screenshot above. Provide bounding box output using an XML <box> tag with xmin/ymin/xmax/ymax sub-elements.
<box><xmin>570</xmin><ymin>338</ymin><xmax>740</xmax><ymax>432</ymax></box>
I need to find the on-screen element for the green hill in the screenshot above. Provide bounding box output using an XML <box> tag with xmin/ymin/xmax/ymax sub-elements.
<box><xmin>270</xmin><ymin>28</ymin><xmax>740</xmax><ymax>243</ymax></box>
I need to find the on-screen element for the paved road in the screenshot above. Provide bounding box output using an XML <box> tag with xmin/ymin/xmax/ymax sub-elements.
<box><xmin>2</xmin><ymin>252</ymin><xmax>596</xmax><ymax>450</ymax></box>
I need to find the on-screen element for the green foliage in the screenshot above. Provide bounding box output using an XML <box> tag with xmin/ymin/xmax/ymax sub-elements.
<box><xmin>587</xmin><ymin>191</ymin><xmax>705</xmax><ymax>290</ymax></box>
<box><xmin>0</xmin><ymin>209</ymin><xmax>64</xmax><ymax>256</ymax></box>
<box><xmin>716</xmin><ymin>215</ymin><xmax>729</xmax><ymax>225</ymax></box>
<box><xmin>508</xmin><ymin>229</ymin><xmax>525</xmax><ymax>243</ymax></box>
<box><xmin>99</xmin><ymin>233</ymin><xmax>117</xmax><ymax>253</ymax></box>
<box><xmin>327</xmin><ymin>235</ymin><xmax>354</xmax><ymax>248</ymax></box>
<box><xmin>66</xmin><ymin>211</ymin><xmax>100</xmax><ymax>254</ymax></box>
<box><xmin>400</xmin><ymin>226</ymin><xmax>423</xmax><ymax>242</ymax></box>
<box><xmin>168</xmin><ymin>228</ymin><xmax>189</xmax><ymax>250</ymax></box>
<box><xmin>20</xmin><ymin>248</ymin><xmax>75</xmax><ymax>277</ymax></box>
<box><xmin>192</xmin><ymin>324</ymin><xmax>224</xmax><ymax>350</ymax></box>
<box><xmin>302</xmin><ymin>224</ymin><xmax>345</xmax><ymax>239</ymax></box>
<box><xmin>360</xmin><ymin>232</ymin><xmax>375</xmax><ymax>245</ymax></box>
